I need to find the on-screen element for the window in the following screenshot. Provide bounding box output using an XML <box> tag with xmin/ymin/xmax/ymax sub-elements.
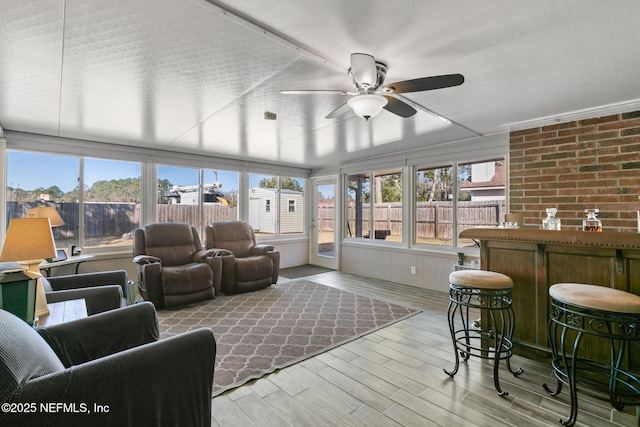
<box><xmin>346</xmin><ymin>173</ymin><xmax>370</xmax><ymax>239</ymax></box>
<box><xmin>415</xmin><ymin>165</ymin><xmax>454</xmax><ymax>246</ymax></box>
<box><xmin>457</xmin><ymin>159</ymin><xmax>506</xmax><ymax>246</ymax></box>
<box><xmin>6</xmin><ymin>151</ymin><xmax>80</xmax><ymax>250</ymax></box>
<box><xmin>414</xmin><ymin>159</ymin><xmax>506</xmax><ymax>247</ymax></box>
<box><xmin>83</xmin><ymin>158</ymin><xmax>141</xmax><ymax>248</ymax></box>
<box><xmin>157</xmin><ymin>165</ymin><xmax>200</xmax><ymax>228</ymax></box>
<box><xmin>202</xmin><ymin>169</ymin><xmax>238</xmax><ymax>226</ymax></box>
<box><xmin>157</xmin><ymin>167</ymin><xmax>239</xmax><ymax>230</ymax></box>
<box><xmin>249</xmin><ymin>174</ymin><xmax>305</xmax><ymax>238</ymax></box>
<box><xmin>346</xmin><ymin>169</ymin><xmax>402</xmax><ymax>242</ymax></box>
<box><xmin>6</xmin><ymin>151</ymin><xmax>141</xmax><ymax>250</ymax></box>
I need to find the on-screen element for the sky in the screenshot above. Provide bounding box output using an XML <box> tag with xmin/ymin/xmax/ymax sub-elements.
<box><xmin>6</xmin><ymin>151</ymin><xmax>303</xmax><ymax>194</ymax></box>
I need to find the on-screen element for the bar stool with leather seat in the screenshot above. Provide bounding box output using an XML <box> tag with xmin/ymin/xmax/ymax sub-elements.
<box><xmin>543</xmin><ymin>283</ymin><xmax>640</xmax><ymax>427</ymax></box>
<box><xmin>444</xmin><ymin>269</ymin><xmax>523</xmax><ymax>396</ymax></box>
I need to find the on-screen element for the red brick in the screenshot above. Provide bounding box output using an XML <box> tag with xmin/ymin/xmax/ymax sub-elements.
<box><xmin>577</xmin><ymin>131</ymin><xmax>620</xmax><ymax>142</ymax></box>
<box><xmin>598</xmin><ymin>153</ymin><xmax>640</xmax><ymax>164</ymax></box>
<box><xmin>558</xmin><ymin>125</ymin><xmax>597</xmax><ymax>137</ymax></box>
<box><xmin>598</xmin><ymin>117</ymin><xmax>640</xmax><ymax>131</ymax></box>
<box><xmin>579</xmin><ymin>114</ymin><xmax>619</xmax><ymax>126</ymax></box>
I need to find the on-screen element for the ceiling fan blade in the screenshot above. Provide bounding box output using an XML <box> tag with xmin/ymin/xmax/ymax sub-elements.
<box><xmin>383</xmin><ymin>74</ymin><xmax>464</xmax><ymax>94</ymax></box>
<box><xmin>350</xmin><ymin>53</ymin><xmax>377</xmax><ymax>88</ymax></box>
<box><xmin>383</xmin><ymin>96</ymin><xmax>417</xmax><ymax>118</ymax></box>
<box><xmin>281</xmin><ymin>90</ymin><xmax>349</xmax><ymax>95</ymax></box>
<box><xmin>325</xmin><ymin>102</ymin><xmax>352</xmax><ymax>119</ymax></box>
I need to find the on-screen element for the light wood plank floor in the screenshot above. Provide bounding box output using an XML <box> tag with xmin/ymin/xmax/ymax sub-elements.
<box><xmin>211</xmin><ymin>271</ymin><xmax>639</xmax><ymax>427</ymax></box>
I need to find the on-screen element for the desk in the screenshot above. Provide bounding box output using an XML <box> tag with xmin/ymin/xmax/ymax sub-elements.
<box><xmin>36</xmin><ymin>298</ymin><xmax>87</xmax><ymax>328</ymax></box>
<box><xmin>40</xmin><ymin>254</ymin><xmax>95</xmax><ymax>276</ymax></box>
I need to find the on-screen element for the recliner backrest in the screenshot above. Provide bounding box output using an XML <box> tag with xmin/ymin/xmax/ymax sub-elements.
<box><xmin>135</xmin><ymin>223</ymin><xmax>202</xmax><ymax>266</ymax></box>
<box><xmin>206</xmin><ymin>221</ymin><xmax>257</xmax><ymax>258</ymax></box>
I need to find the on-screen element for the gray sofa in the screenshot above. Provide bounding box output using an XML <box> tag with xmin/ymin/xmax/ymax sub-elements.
<box><xmin>43</xmin><ymin>270</ymin><xmax>129</xmax><ymax>315</ymax></box>
<box><xmin>0</xmin><ymin>302</ymin><xmax>216</xmax><ymax>427</ymax></box>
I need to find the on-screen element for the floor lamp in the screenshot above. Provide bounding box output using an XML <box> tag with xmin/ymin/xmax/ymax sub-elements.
<box><xmin>0</xmin><ymin>218</ymin><xmax>57</xmax><ymax>317</ymax></box>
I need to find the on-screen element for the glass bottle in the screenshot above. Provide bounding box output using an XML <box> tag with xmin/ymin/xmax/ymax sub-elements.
<box><xmin>582</xmin><ymin>209</ymin><xmax>602</xmax><ymax>232</ymax></box>
<box><xmin>542</xmin><ymin>208</ymin><xmax>561</xmax><ymax>230</ymax></box>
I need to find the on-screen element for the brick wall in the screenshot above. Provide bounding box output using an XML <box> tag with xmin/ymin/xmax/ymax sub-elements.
<box><xmin>509</xmin><ymin>110</ymin><xmax>640</xmax><ymax>232</ymax></box>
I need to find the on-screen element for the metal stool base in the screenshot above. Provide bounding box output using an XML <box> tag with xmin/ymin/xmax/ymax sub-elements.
<box><xmin>444</xmin><ymin>284</ymin><xmax>523</xmax><ymax>396</ymax></box>
<box><xmin>542</xmin><ymin>297</ymin><xmax>640</xmax><ymax>426</ymax></box>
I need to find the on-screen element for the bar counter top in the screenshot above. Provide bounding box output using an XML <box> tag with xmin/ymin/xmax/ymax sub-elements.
<box><xmin>459</xmin><ymin>227</ymin><xmax>640</xmax><ymax>249</ymax></box>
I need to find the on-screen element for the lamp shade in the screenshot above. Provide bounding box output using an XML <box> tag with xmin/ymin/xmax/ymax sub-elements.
<box><xmin>0</xmin><ymin>218</ymin><xmax>57</xmax><ymax>262</ymax></box>
<box><xmin>347</xmin><ymin>94</ymin><xmax>388</xmax><ymax>120</ymax></box>
<box><xmin>27</xmin><ymin>206</ymin><xmax>65</xmax><ymax>227</ymax></box>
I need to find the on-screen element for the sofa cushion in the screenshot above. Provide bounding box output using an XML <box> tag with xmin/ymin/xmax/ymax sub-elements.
<box><xmin>0</xmin><ymin>309</ymin><xmax>65</xmax><ymax>403</ymax></box>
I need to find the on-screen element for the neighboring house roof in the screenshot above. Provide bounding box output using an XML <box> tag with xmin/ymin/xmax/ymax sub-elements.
<box><xmin>460</xmin><ymin>165</ymin><xmax>506</xmax><ymax>190</ymax></box>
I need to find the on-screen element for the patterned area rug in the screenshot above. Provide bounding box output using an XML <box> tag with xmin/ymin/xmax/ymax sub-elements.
<box><xmin>157</xmin><ymin>279</ymin><xmax>420</xmax><ymax>396</ymax></box>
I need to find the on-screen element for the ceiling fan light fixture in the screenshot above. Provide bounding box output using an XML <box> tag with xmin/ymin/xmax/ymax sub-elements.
<box><xmin>347</xmin><ymin>94</ymin><xmax>388</xmax><ymax>120</ymax></box>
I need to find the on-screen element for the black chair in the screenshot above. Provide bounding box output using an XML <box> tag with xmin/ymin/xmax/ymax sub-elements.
<box><xmin>0</xmin><ymin>302</ymin><xmax>216</xmax><ymax>427</ymax></box>
<box><xmin>43</xmin><ymin>270</ymin><xmax>129</xmax><ymax>315</ymax></box>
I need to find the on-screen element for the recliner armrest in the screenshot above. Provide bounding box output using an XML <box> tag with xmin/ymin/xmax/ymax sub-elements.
<box><xmin>192</xmin><ymin>248</ymin><xmax>218</xmax><ymax>263</ymax></box>
<box><xmin>251</xmin><ymin>244</ymin><xmax>275</xmax><ymax>255</ymax></box>
<box><xmin>133</xmin><ymin>255</ymin><xmax>161</xmax><ymax>265</ymax></box>
<box><xmin>38</xmin><ymin>302</ymin><xmax>159</xmax><ymax>367</ymax></box>
<box><xmin>208</xmin><ymin>248</ymin><xmax>234</xmax><ymax>257</ymax></box>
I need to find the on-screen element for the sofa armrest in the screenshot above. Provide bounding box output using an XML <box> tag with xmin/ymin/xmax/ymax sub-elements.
<box><xmin>7</xmin><ymin>328</ymin><xmax>215</xmax><ymax>427</ymax></box>
<box><xmin>37</xmin><ymin>302</ymin><xmax>159</xmax><ymax>367</ymax></box>
<box><xmin>47</xmin><ymin>270</ymin><xmax>128</xmax><ymax>292</ymax></box>
<box><xmin>45</xmin><ymin>285</ymin><xmax>123</xmax><ymax>315</ymax></box>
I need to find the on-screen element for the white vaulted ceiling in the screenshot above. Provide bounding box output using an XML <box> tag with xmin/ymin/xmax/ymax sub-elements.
<box><xmin>1</xmin><ymin>0</ymin><xmax>639</xmax><ymax>169</ymax></box>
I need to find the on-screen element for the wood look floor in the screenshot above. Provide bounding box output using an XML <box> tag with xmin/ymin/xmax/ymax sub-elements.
<box><xmin>211</xmin><ymin>271</ymin><xmax>639</xmax><ymax>427</ymax></box>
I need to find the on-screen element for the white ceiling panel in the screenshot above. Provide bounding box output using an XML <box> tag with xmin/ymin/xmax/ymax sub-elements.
<box><xmin>1</xmin><ymin>0</ymin><xmax>639</xmax><ymax>169</ymax></box>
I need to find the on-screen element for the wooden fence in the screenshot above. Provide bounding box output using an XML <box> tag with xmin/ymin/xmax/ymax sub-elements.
<box><xmin>8</xmin><ymin>200</ymin><xmax>502</xmax><ymax>241</ymax></box>
<box><xmin>341</xmin><ymin>201</ymin><xmax>505</xmax><ymax>239</ymax></box>
<box><xmin>6</xmin><ymin>202</ymin><xmax>236</xmax><ymax>239</ymax></box>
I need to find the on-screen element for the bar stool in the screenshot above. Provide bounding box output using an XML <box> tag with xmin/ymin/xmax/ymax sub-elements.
<box><xmin>543</xmin><ymin>283</ymin><xmax>640</xmax><ymax>427</ymax></box>
<box><xmin>444</xmin><ymin>269</ymin><xmax>523</xmax><ymax>396</ymax></box>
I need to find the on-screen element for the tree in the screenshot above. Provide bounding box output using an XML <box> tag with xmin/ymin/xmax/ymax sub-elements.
<box><xmin>85</xmin><ymin>178</ymin><xmax>141</xmax><ymax>202</ymax></box>
<box><xmin>417</xmin><ymin>168</ymin><xmax>453</xmax><ymax>202</ymax></box>
<box><xmin>258</xmin><ymin>177</ymin><xmax>303</xmax><ymax>192</ymax></box>
<box><xmin>157</xmin><ymin>178</ymin><xmax>172</xmax><ymax>204</ymax></box>
<box><xmin>378</xmin><ymin>173</ymin><xmax>402</xmax><ymax>203</ymax></box>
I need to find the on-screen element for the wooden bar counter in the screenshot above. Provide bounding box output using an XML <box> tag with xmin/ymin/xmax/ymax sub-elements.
<box><xmin>459</xmin><ymin>227</ymin><xmax>640</xmax><ymax>367</ymax></box>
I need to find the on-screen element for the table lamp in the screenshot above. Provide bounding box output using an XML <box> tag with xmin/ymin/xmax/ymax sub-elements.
<box><xmin>0</xmin><ymin>218</ymin><xmax>57</xmax><ymax>317</ymax></box>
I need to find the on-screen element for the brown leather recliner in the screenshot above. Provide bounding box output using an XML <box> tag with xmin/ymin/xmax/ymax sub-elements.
<box><xmin>204</xmin><ymin>220</ymin><xmax>280</xmax><ymax>294</ymax></box>
<box><xmin>133</xmin><ymin>222</ymin><xmax>221</xmax><ymax>309</ymax></box>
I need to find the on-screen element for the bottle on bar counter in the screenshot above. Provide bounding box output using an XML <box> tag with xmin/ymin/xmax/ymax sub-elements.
<box><xmin>542</xmin><ymin>208</ymin><xmax>561</xmax><ymax>230</ymax></box>
<box><xmin>583</xmin><ymin>209</ymin><xmax>602</xmax><ymax>232</ymax></box>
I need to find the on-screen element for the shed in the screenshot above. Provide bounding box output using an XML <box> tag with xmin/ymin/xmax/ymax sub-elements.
<box><xmin>248</xmin><ymin>187</ymin><xmax>303</xmax><ymax>234</ymax></box>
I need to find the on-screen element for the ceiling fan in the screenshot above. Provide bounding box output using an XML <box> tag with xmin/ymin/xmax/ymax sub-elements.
<box><xmin>281</xmin><ymin>53</ymin><xmax>464</xmax><ymax>121</ymax></box>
